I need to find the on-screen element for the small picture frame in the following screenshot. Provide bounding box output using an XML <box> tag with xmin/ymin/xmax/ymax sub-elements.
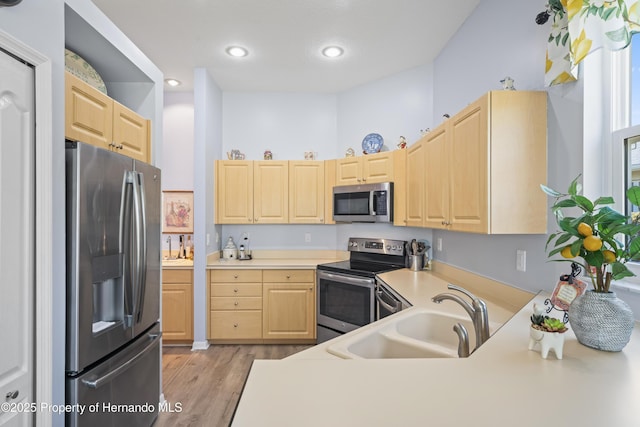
<box><xmin>162</xmin><ymin>191</ymin><xmax>194</xmax><ymax>234</ymax></box>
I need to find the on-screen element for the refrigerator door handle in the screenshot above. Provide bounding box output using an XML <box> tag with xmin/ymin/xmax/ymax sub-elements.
<box><xmin>133</xmin><ymin>172</ymin><xmax>148</xmax><ymax>322</ymax></box>
<box><xmin>80</xmin><ymin>333</ymin><xmax>161</xmax><ymax>389</ymax></box>
<box><xmin>121</xmin><ymin>170</ymin><xmax>135</xmax><ymax>327</ymax></box>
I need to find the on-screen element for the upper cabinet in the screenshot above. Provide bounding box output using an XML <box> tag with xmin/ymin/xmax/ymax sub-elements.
<box><xmin>335</xmin><ymin>151</ymin><xmax>395</xmax><ymax>185</ymax></box>
<box><xmin>65</xmin><ymin>72</ymin><xmax>151</xmax><ymax>163</ymax></box>
<box><xmin>423</xmin><ymin>90</ymin><xmax>548</xmax><ymax>234</ymax></box>
<box><xmin>405</xmin><ymin>139</ymin><xmax>426</xmax><ymax>227</ymax></box>
<box><xmin>289</xmin><ymin>161</ymin><xmax>325</xmax><ymax>224</ymax></box>
<box><xmin>215</xmin><ymin>160</ymin><xmax>290</xmax><ymax>224</ymax></box>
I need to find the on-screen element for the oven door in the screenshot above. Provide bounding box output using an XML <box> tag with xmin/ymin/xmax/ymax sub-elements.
<box><xmin>317</xmin><ymin>270</ymin><xmax>375</xmax><ymax>336</ymax></box>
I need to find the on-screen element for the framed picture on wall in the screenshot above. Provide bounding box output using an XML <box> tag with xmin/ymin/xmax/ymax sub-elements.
<box><xmin>162</xmin><ymin>190</ymin><xmax>194</xmax><ymax>234</ymax></box>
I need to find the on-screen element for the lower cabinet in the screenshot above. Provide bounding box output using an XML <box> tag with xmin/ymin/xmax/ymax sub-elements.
<box><xmin>263</xmin><ymin>270</ymin><xmax>316</xmax><ymax>341</ymax></box>
<box><xmin>162</xmin><ymin>269</ymin><xmax>193</xmax><ymax>343</ymax></box>
<box><xmin>208</xmin><ymin>268</ymin><xmax>316</xmax><ymax>343</ymax></box>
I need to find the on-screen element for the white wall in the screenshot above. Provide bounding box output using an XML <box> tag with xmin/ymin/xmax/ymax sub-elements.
<box><xmin>194</xmin><ymin>68</ymin><xmax>223</xmax><ymax>346</ymax></box>
<box><xmin>163</xmin><ymin>92</ymin><xmax>195</xmax><ymax>190</ymax></box>
<box><xmin>337</xmin><ymin>62</ymin><xmax>435</xmax><ymax>153</ymax></box>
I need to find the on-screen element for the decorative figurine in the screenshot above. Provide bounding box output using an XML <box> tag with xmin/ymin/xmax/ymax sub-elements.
<box><xmin>345</xmin><ymin>147</ymin><xmax>355</xmax><ymax>157</ymax></box>
<box><xmin>304</xmin><ymin>151</ymin><xmax>317</xmax><ymax>160</ymax></box>
<box><xmin>501</xmin><ymin>76</ymin><xmax>516</xmax><ymax>90</ymax></box>
<box><xmin>397</xmin><ymin>136</ymin><xmax>407</xmax><ymax>149</ymax></box>
<box><xmin>264</xmin><ymin>150</ymin><xmax>273</xmax><ymax>160</ymax></box>
<box><xmin>227</xmin><ymin>149</ymin><xmax>245</xmax><ymax>160</ymax></box>
<box><xmin>420</xmin><ymin>128</ymin><xmax>430</xmax><ymax>136</ymax></box>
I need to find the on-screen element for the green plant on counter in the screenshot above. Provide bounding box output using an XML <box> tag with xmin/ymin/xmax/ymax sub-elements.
<box><xmin>531</xmin><ymin>312</ymin><xmax>568</xmax><ymax>333</ymax></box>
<box><xmin>541</xmin><ymin>175</ymin><xmax>640</xmax><ymax>292</ymax></box>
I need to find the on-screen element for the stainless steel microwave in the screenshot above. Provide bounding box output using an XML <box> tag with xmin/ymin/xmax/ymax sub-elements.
<box><xmin>332</xmin><ymin>182</ymin><xmax>393</xmax><ymax>223</ymax></box>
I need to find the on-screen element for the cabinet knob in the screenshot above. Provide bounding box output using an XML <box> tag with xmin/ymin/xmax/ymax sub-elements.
<box><xmin>286</xmin><ymin>275</ymin><xmax>291</xmax><ymax>279</ymax></box>
<box><xmin>5</xmin><ymin>390</ymin><xmax>19</xmax><ymax>400</ymax></box>
<box><xmin>362</xmin><ymin>178</ymin><xmax>366</xmax><ymax>182</ymax></box>
<box><xmin>234</xmin><ymin>301</ymin><xmax>239</xmax><ymax>306</ymax></box>
<box><xmin>233</xmin><ymin>275</ymin><xmax>238</xmax><ymax>279</ymax></box>
<box><xmin>320</xmin><ymin>218</ymin><xmax>323</xmax><ymax>222</ymax></box>
<box><xmin>118</xmin><ymin>144</ymin><xmax>124</xmax><ymax>150</ymax></box>
<box><xmin>233</xmin><ymin>323</ymin><xmax>238</xmax><ymax>328</ymax></box>
<box><xmin>234</xmin><ymin>288</ymin><xmax>239</xmax><ymax>293</ymax></box>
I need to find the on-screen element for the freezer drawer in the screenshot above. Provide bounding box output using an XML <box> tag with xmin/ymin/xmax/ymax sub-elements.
<box><xmin>66</xmin><ymin>325</ymin><xmax>161</xmax><ymax>427</ymax></box>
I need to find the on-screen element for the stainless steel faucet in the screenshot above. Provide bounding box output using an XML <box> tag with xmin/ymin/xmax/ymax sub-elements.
<box><xmin>432</xmin><ymin>284</ymin><xmax>490</xmax><ymax>355</ymax></box>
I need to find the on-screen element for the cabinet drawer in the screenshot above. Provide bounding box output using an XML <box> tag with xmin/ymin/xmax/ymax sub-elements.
<box><xmin>263</xmin><ymin>269</ymin><xmax>314</xmax><ymax>283</ymax></box>
<box><xmin>210</xmin><ymin>283</ymin><xmax>262</xmax><ymax>297</ymax></box>
<box><xmin>210</xmin><ymin>311</ymin><xmax>262</xmax><ymax>339</ymax></box>
<box><xmin>211</xmin><ymin>296</ymin><xmax>262</xmax><ymax>311</ymax></box>
<box><xmin>210</xmin><ymin>269</ymin><xmax>262</xmax><ymax>283</ymax></box>
<box><xmin>163</xmin><ymin>269</ymin><xmax>193</xmax><ymax>284</ymax></box>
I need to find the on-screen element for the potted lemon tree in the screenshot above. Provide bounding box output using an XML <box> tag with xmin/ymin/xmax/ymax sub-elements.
<box><xmin>542</xmin><ymin>176</ymin><xmax>639</xmax><ymax>351</ymax></box>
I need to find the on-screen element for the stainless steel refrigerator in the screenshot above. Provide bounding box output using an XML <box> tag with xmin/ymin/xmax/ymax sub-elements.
<box><xmin>65</xmin><ymin>141</ymin><xmax>162</xmax><ymax>427</ymax></box>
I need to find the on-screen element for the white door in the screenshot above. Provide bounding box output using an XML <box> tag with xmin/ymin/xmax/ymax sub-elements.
<box><xmin>0</xmin><ymin>49</ymin><xmax>35</xmax><ymax>427</ymax></box>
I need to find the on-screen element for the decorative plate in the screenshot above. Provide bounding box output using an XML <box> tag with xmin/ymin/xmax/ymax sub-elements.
<box><xmin>65</xmin><ymin>48</ymin><xmax>108</xmax><ymax>95</ymax></box>
<box><xmin>362</xmin><ymin>133</ymin><xmax>383</xmax><ymax>154</ymax></box>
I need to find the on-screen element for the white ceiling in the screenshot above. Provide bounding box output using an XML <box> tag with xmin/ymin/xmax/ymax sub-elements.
<box><xmin>91</xmin><ymin>0</ymin><xmax>480</xmax><ymax>93</ymax></box>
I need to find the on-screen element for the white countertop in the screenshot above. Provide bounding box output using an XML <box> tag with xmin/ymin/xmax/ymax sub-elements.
<box><xmin>231</xmin><ymin>270</ymin><xmax>640</xmax><ymax>427</ymax></box>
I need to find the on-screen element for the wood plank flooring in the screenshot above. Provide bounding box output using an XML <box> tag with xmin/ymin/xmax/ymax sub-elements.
<box><xmin>154</xmin><ymin>344</ymin><xmax>311</xmax><ymax>427</ymax></box>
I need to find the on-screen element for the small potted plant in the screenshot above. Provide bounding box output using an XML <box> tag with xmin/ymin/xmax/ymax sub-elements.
<box><xmin>541</xmin><ymin>175</ymin><xmax>638</xmax><ymax>351</ymax></box>
<box><xmin>528</xmin><ymin>303</ymin><xmax>567</xmax><ymax>359</ymax></box>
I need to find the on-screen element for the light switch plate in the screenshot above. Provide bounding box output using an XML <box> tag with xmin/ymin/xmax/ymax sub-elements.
<box><xmin>516</xmin><ymin>250</ymin><xmax>526</xmax><ymax>272</ymax></box>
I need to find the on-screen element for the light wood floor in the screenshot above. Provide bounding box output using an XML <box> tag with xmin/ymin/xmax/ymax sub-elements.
<box><xmin>154</xmin><ymin>344</ymin><xmax>311</xmax><ymax>427</ymax></box>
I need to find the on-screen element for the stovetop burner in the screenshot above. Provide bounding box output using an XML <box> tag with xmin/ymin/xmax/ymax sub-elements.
<box><xmin>317</xmin><ymin>237</ymin><xmax>407</xmax><ymax>277</ymax></box>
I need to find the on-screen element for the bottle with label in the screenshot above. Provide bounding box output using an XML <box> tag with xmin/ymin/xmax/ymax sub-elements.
<box><xmin>187</xmin><ymin>235</ymin><xmax>193</xmax><ymax>260</ymax></box>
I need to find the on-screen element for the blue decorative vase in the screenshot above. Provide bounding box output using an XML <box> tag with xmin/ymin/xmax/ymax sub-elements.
<box><xmin>568</xmin><ymin>290</ymin><xmax>635</xmax><ymax>352</ymax></box>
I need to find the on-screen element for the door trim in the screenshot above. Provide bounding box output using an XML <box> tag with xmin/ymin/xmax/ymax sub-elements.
<box><xmin>0</xmin><ymin>29</ymin><xmax>53</xmax><ymax>427</ymax></box>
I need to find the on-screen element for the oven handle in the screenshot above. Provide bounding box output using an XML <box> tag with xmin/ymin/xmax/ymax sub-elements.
<box><xmin>375</xmin><ymin>287</ymin><xmax>401</xmax><ymax>314</ymax></box>
<box><xmin>317</xmin><ymin>270</ymin><xmax>375</xmax><ymax>287</ymax></box>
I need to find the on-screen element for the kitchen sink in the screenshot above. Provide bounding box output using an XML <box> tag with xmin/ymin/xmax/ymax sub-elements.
<box><xmin>395</xmin><ymin>311</ymin><xmax>478</xmax><ymax>350</ymax></box>
<box><xmin>326</xmin><ymin>308</ymin><xmax>486</xmax><ymax>360</ymax></box>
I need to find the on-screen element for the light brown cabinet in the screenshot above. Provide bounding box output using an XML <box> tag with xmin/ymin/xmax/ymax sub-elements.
<box><xmin>405</xmin><ymin>139</ymin><xmax>426</xmax><ymax>227</ymax></box>
<box><xmin>209</xmin><ymin>269</ymin><xmax>263</xmax><ymax>340</ymax></box>
<box><xmin>423</xmin><ymin>91</ymin><xmax>547</xmax><ymax>234</ymax></box>
<box><xmin>289</xmin><ymin>161</ymin><xmax>325</xmax><ymax>224</ymax></box>
<box><xmin>208</xmin><ymin>269</ymin><xmax>316</xmax><ymax>343</ymax></box>
<box><xmin>65</xmin><ymin>71</ymin><xmax>150</xmax><ymax>162</ymax></box>
<box><xmin>262</xmin><ymin>270</ymin><xmax>315</xmax><ymax>341</ymax></box>
<box><xmin>335</xmin><ymin>151</ymin><xmax>395</xmax><ymax>186</ymax></box>
<box><xmin>162</xmin><ymin>269</ymin><xmax>193</xmax><ymax>343</ymax></box>
<box><xmin>215</xmin><ymin>160</ymin><xmax>288</xmax><ymax>224</ymax></box>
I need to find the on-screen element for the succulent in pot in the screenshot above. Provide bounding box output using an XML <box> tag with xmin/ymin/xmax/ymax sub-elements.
<box><xmin>530</xmin><ymin>304</ymin><xmax>568</xmax><ymax>333</ymax></box>
<box><xmin>541</xmin><ymin>175</ymin><xmax>640</xmax><ymax>292</ymax></box>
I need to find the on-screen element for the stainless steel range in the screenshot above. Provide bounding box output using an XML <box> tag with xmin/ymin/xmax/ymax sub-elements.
<box><xmin>316</xmin><ymin>237</ymin><xmax>408</xmax><ymax>343</ymax></box>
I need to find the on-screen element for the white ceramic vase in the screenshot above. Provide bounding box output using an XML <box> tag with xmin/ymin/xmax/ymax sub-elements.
<box><xmin>529</xmin><ymin>325</ymin><xmax>565</xmax><ymax>359</ymax></box>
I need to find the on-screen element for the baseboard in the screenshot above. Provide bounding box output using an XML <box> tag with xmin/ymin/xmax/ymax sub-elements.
<box><xmin>191</xmin><ymin>340</ymin><xmax>210</xmax><ymax>351</ymax></box>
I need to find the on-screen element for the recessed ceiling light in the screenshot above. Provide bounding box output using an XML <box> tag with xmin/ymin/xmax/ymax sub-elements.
<box><xmin>322</xmin><ymin>46</ymin><xmax>344</xmax><ymax>58</ymax></box>
<box><xmin>164</xmin><ymin>78</ymin><xmax>181</xmax><ymax>87</ymax></box>
<box><xmin>226</xmin><ymin>46</ymin><xmax>248</xmax><ymax>57</ymax></box>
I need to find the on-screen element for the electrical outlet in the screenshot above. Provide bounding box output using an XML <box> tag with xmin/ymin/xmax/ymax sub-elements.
<box><xmin>304</xmin><ymin>233</ymin><xmax>311</xmax><ymax>243</ymax></box>
<box><xmin>516</xmin><ymin>250</ymin><xmax>526</xmax><ymax>272</ymax></box>
<box><xmin>206</xmin><ymin>233</ymin><xmax>210</xmax><ymax>246</ymax></box>
<box><xmin>436</xmin><ymin>238</ymin><xmax>443</xmax><ymax>252</ymax></box>
<box><xmin>215</xmin><ymin>232</ymin><xmax>219</xmax><ymax>243</ymax></box>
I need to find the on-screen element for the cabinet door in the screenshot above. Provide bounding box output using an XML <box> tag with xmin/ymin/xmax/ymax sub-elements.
<box><xmin>254</xmin><ymin>161</ymin><xmax>288</xmax><ymax>223</ymax></box>
<box><xmin>162</xmin><ymin>283</ymin><xmax>193</xmax><ymax>341</ymax></box>
<box><xmin>263</xmin><ymin>283</ymin><xmax>315</xmax><ymax>340</ymax></box>
<box><xmin>216</xmin><ymin>161</ymin><xmax>254</xmax><ymax>223</ymax></box>
<box><xmin>335</xmin><ymin>157</ymin><xmax>361</xmax><ymax>185</ymax></box>
<box><xmin>362</xmin><ymin>151</ymin><xmax>394</xmax><ymax>183</ymax></box>
<box><xmin>289</xmin><ymin>161</ymin><xmax>325</xmax><ymax>224</ymax></box>
<box><xmin>393</xmin><ymin>150</ymin><xmax>407</xmax><ymax>226</ymax></box>
<box><xmin>424</xmin><ymin>126</ymin><xmax>450</xmax><ymax>229</ymax></box>
<box><xmin>405</xmin><ymin>139</ymin><xmax>426</xmax><ymax>227</ymax></box>
<box><xmin>113</xmin><ymin>101</ymin><xmax>150</xmax><ymax>162</ymax></box>
<box><xmin>449</xmin><ymin>96</ymin><xmax>489</xmax><ymax>233</ymax></box>
<box><xmin>65</xmin><ymin>71</ymin><xmax>113</xmax><ymax>149</ymax></box>
<box><xmin>324</xmin><ymin>160</ymin><xmax>336</xmax><ymax>225</ymax></box>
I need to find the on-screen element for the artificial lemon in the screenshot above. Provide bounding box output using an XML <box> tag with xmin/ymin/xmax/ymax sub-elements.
<box><xmin>577</xmin><ymin>222</ymin><xmax>593</xmax><ymax>237</ymax></box>
<box><xmin>583</xmin><ymin>235</ymin><xmax>603</xmax><ymax>252</ymax></box>
<box><xmin>561</xmin><ymin>246</ymin><xmax>576</xmax><ymax>258</ymax></box>
<box><xmin>603</xmin><ymin>250</ymin><xmax>616</xmax><ymax>264</ymax></box>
